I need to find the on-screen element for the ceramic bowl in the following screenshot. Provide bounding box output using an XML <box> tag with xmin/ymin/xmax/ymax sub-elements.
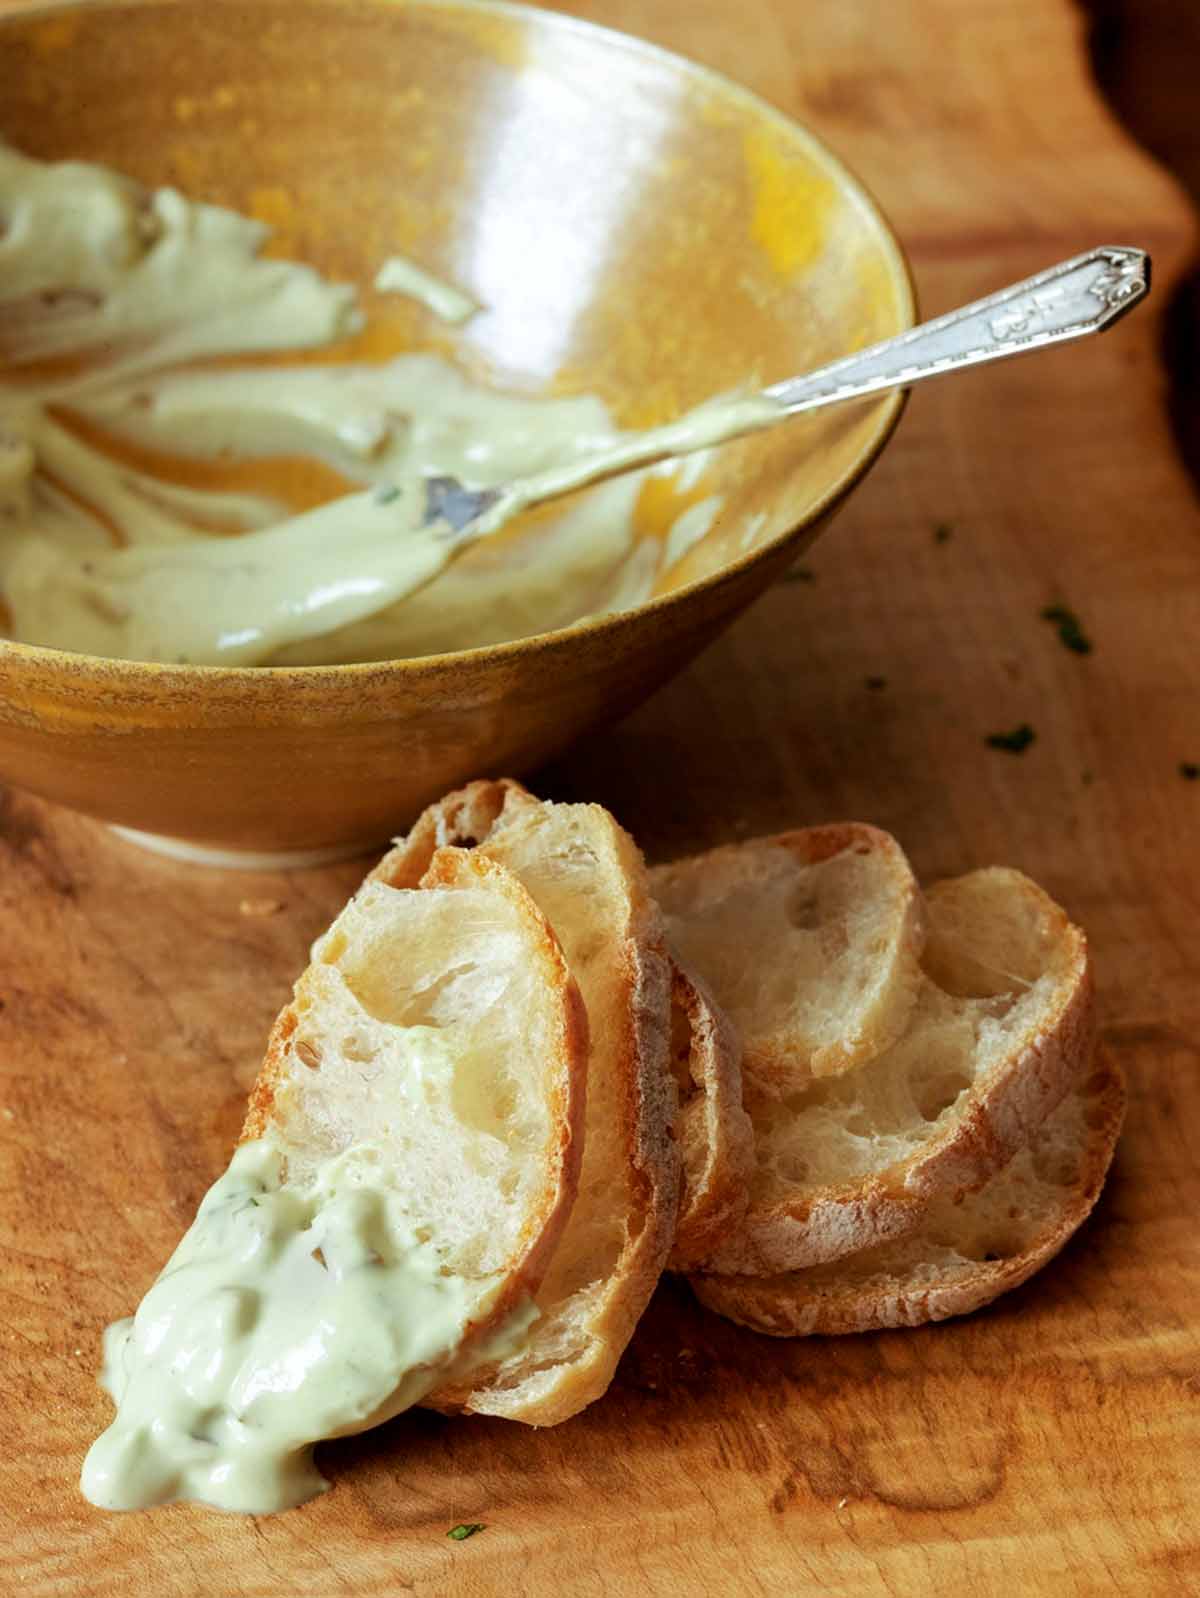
<box><xmin>0</xmin><ymin>0</ymin><xmax>913</xmax><ymax>863</ymax></box>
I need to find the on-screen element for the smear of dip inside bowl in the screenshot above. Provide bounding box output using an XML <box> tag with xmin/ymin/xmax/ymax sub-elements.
<box><xmin>0</xmin><ymin>141</ymin><xmax>727</xmax><ymax>666</ymax></box>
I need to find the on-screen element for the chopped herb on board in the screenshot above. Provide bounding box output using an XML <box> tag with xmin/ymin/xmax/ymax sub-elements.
<box><xmin>933</xmin><ymin>521</ymin><xmax>954</xmax><ymax>544</ymax></box>
<box><xmin>447</xmin><ymin>1523</ymin><xmax>486</xmax><ymax>1541</ymax></box>
<box><xmin>376</xmin><ymin>484</ymin><xmax>402</xmax><ymax>505</ymax></box>
<box><xmin>1181</xmin><ymin>763</ymin><xmax>1200</xmax><ymax>781</ymax></box>
<box><xmin>1041</xmin><ymin>603</ymin><xmax>1093</xmax><ymax>655</ymax></box>
<box><xmin>865</xmin><ymin>675</ymin><xmax>888</xmax><ymax>691</ymax></box>
<box><xmin>986</xmin><ymin>723</ymin><xmax>1036</xmax><ymax>754</ymax></box>
<box><xmin>782</xmin><ymin>565</ymin><xmax>816</xmax><ymax>584</ymax></box>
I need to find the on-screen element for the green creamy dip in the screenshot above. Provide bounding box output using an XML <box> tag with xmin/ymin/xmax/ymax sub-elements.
<box><xmin>81</xmin><ymin>1138</ymin><xmax>528</xmax><ymax>1514</ymax></box>
<box><xmin>0</xmin><ymin>143</ymin><xmax>778</xmax><ymax>666</ymax></box>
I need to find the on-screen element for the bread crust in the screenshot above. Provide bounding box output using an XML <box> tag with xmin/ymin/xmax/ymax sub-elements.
<box><xmin>690</xmin><ymin>1047</ymin><xmax>1125</xmax><ymax>1335</ymax></box>
<box><xmin>241</xmin><ymin>845</ymin><xmax>588</xmax><ymax>1369</ymax></box>
<box><xmin>666</xmin><ymin>962</ymin><xmax>755</xmax><ymax>1271</ymax></box>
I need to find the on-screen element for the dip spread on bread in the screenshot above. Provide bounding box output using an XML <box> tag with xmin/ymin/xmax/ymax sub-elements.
<box><xmin>82</xmin><ymin>1137</ymin><xmax>479</xmax><ymax>1512</ymax></box>
<box><xmin>82</xmin><ymin>1136</ymin><xmax>531</xmax><ymax>1513</ymax></box>
<box><xmin>0</xmin><ymin>142</ymin><xmax>764</xmax><ymax>665</ymax></box>
<box><xmin>82</xmin><ymin>848</ymin><xmax>578</xmax><ymax>1514</ymax></box>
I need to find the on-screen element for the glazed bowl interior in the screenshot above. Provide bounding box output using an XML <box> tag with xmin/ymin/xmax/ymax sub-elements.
<box><xmin>0</xmin><ymin>0</ymin><xmax>912</xmax><ymax>858</ymax></box>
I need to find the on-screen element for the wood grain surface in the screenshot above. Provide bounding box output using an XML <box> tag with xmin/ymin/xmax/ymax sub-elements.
<box><xmin>3</xmin><ymin>0</ymin><xmax>1199</xmax><ymax>1593</ymax></box>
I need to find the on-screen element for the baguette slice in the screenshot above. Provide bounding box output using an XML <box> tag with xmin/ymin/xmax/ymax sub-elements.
<box><xmin>691</xmin><ymin>1047</ymin><xmax>1125</xmax><ymax>1335</ymax></box>
<box><xmin>700</xmin><ymin>867</ymin><xmax>1094</xmax><ymax>1274</ymax></box>
<box><xmin>242</xmin><ymin>846</ymin><xmax>587</xmax><ymax>1362</ymax></box>
<box><xmin>650</xmin><ymin>826</ymin><xmax>924</xmax><ymax>1089</ymax></box>
<box><xmin>666</xmin><ymin>963</ymin><xmax>754</xmax><ymax>1270</ymax></box>
<box><xmin>376</xmin><ymin>788</ymin><xmax>680</xmax><ymax>1426</ymax></box>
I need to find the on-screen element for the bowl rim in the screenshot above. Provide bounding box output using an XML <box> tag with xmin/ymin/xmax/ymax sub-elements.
<box><xmin>0</xmin><ymin>0</ymin><xmax>917</xmax><ymax>684</ymax></box>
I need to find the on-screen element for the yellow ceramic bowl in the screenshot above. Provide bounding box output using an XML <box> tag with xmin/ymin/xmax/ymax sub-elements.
<box><xmin>0</xmin><ymin>0</ymin><xmax>913</xmax><ymax>861</ymax></box>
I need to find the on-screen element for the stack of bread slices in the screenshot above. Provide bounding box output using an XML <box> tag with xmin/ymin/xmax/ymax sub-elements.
<box><xmin>244</xmin><ymin>779</ymin><xmax>1124</xmax><ymax>1428</ymax></box>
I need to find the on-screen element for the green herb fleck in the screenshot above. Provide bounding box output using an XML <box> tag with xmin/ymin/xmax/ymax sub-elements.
<box><xmin>1041</xmin><ymin>604</ymin><xmax>1092</xmax><ymax>655</ymax></box>
<box><xmin>865</xmin><ymin>675</ymin><xmax>888</xmax><ymax>691</ymax></box>
<box><xmin>448</xmin><ymin>1523</ymin><xmax>486</xmax><ymax>1541</ymax></box>
<box><xmin>1081</xmin><ymin>769</ymin><xmax>1095</xmax><ymax>786</ymax></box>
<box><xmin>782</xmin><ymin>565</ymin><xmax>816</xmax><ymax>584</ymax></box>
<box><xmin>1181</xmin><ymin>762</ymin><xmax>1200</xmax><ymax>781</ymax></box>
<box><xmin>376</xmin><ymin>484</ymin><xmax>402</xmax><ymax>505</ymax></box>
<box><xmin>933</xmin><ymin>522</ymin><xmax>954</xmax><ymax>545</ymax></box>
<box><xmin>986</xmin><ymin>723</ymin><xmax>1036</xmax><ymax>754</ymax></box>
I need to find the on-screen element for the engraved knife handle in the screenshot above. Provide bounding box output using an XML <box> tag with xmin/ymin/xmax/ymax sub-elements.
<box><xmin>764</xmin><ymin>246</ymin><xmax>1150</xmax><ymax>415</ymax></box>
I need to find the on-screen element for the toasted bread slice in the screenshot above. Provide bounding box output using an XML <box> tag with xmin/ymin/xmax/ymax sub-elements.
<box><xmin>699</xmin><ymin>868</ymin><xmax>1094</xmax><ymax>1274</ymax></box>
<box><xmin>666</xmin><ymin>962</ymin><xmax>754</xmax><ymax>1270</ymax></box>
<box><xmin>387</xmin><ymin>796</ymin><xmax>679</xmax><ymax>1425</ymax></box>
<box><xmin>242</xmin><ymin>846</ymin><xmax>587</xmax><ymax>1362</ymax></box>
<box><xmin>691</xmin><ymin>1048</ymin><xmax>1125</xmax><ymax>1334</ymax></box>
<box><xmin>650</xmin><ymin>826</ymin><xmax>924</xmax><ymax>1089</ymax></box>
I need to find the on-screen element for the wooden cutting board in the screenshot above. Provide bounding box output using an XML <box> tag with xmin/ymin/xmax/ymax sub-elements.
<box><xmin>3</xmin><ymin>0</ymin><xmax>1199</xmax><ymax>1592</ymax></box>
